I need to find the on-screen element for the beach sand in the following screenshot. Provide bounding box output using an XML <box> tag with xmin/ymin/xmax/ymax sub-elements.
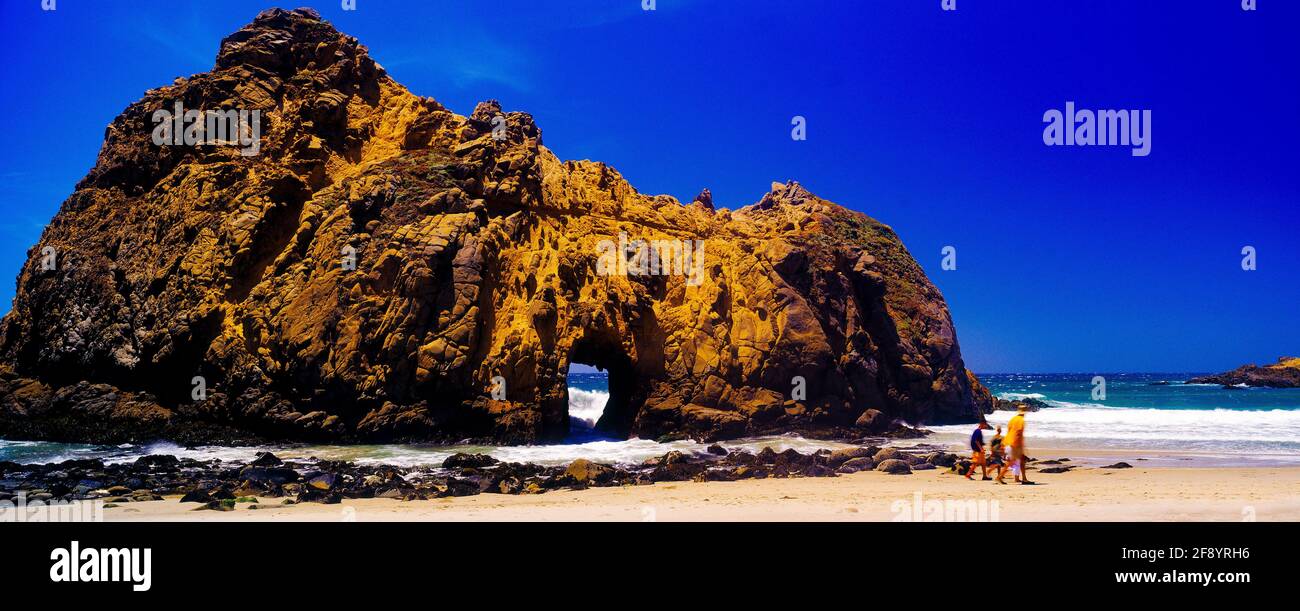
<box><xmin>100</xmin><ymin>458</ymin><xmax>1300</xmax><ymax>522</ymax></box>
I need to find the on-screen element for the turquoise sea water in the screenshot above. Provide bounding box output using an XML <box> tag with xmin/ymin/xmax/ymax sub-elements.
<box><xmin>980</xmin><ymin>373</ymin><xmax>1300</xmax><ymax>411</ymax></box>
<box><xmin>2</xmin><ymin>372</ymin><xmax>1298</xmax><ymax>467</ymax></box>
<box><xmin>928</xmin><ymin>373</ymin><xmax>1300</xmax><ymax>465</ymax></box>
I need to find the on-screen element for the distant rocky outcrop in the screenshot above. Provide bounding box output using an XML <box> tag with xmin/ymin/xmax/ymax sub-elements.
<box><xmin>1187</xmin><ymin>357</ymin><xmax>1300</xmax><ymax>388</ymax></box>
<box><xmin>0</xmin><ymin>8</ymin><xmax>991</xmax><ymax>445</ymax></box>
<box><xmin>992</xmin><ymin>396</ymin><xmax>1049</xmax><ymax>412</ymax></box>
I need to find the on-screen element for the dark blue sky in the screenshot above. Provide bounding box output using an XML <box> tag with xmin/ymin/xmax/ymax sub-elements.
<box><xmin>1</xmin><ymin>1</ymin><xmax>1296</xmax><ymax>373</ymax></box>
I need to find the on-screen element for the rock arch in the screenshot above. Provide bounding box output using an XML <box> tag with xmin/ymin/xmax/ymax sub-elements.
<box><xmin>0</xmin><ymin>9</ymin><xmax>992</xmax><ymax>445</ymax></box>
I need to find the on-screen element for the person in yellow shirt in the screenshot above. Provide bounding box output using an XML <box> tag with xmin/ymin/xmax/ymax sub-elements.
<box><xmin>997</xmin><ymin>405</ymin><xmax>1032</xmax><ymax>485</ymax></box>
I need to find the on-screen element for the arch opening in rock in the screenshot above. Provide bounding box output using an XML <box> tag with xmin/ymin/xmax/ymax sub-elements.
<box><xmin>563</xmin><ymin>362</ymin><xmax>610</xmax><ymax>442</ymax></box>
<box><xmin>565</xmin><ymin>335</ymin><xmax>638</xmax><ymax>440</ymax></box>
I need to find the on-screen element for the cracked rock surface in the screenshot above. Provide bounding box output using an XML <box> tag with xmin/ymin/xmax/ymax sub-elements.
<box><xmin>0</xmin><ymin>8</ymin><xmax>990</xmax><ymax>445</ymax></box>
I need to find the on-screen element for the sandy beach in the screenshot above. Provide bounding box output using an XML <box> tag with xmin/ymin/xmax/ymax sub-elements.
<box><xmin>99</xmin><ymin>460</ymin><xmax>1300</xmax><ymax>522</ymax></box>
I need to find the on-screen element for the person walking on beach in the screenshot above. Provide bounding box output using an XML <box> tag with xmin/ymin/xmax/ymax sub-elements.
<box><xmin>997</xmin><ymin>405</ymin><xmax>1032</xmax><ymax>485</ymax></box>
<box><xmin>987</xmin><ymin>425</ymin><xmax>1004</xmax><ymax>475</ymax></box>
<box><xmin>965</xmin><ymin>421</ymin><xmax>993</xmax><ymax>480</ymax></box>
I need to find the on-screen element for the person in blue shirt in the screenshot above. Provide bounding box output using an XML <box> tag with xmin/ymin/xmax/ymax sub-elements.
<box><xmin>965</xmin><ymin>421</ymin><xmax>994</xmax><ymax>480</ymax></box>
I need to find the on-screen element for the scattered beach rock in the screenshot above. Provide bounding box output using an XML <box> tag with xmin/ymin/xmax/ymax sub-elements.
<box><xmin>872</xmin><ymin>447</ymin><xmax>906</xmax><ymax>463</ymax></box>
<box><xmin>240</xmin><ymin>466</ymin><xmax>299</xmax><ymax>486</ymax></box>
<box><xmin>1101</xmin><ymin>462</ymin><xmax>1133</xmax><ymax>469</ymax></box>
<box><xmin>841</xmin><ymin>457</ymin><xmax>875</xmax><ymax>472</ymax></box>
<box><xmin>249</xmin><ymin>452</ymin><xmax>283</xmax><ymax>467</ymax></box>
<box><xmin>179</xmin><ymin>490</ymin><xmax>214</xmax><ymax>504</ymax></box>
<box><xmin>875</xmin><ymin>459</ymin><xmax>912</xmax><ymax>474</ymax></box>
<box><xmin>828</xmin><ymin>446</ymin><xmax>876</xmax><ymax>466</ymax></box>
<box><xmin>134</xmin><ymin>455</ymin><xmax>180</xmax><ymax>470</ymax></box>
<box><xmin>443</xmin><ymin>453</ymin><xmax>499</xmax><ymax>469</ymax></box>
<box><xmin>0</xmin><ymin>442</ymin><xmax>962</xmax><ymax>506</ymax></box>
<box><xmin>563</xmin><ymin>459</ymin><xmax>613</xmax><ymax>485</ymax></box>
<box><xmin>195</xmin><ymin>499</ymin><xmax>236</xmax><ymax>512</ymax></box>
<box><xmin>993</xmin><ymin>396</ymin><xmax>1050</xmax><ymax>412</ymax></box>
<box><xmin>926</xmin><ymin>452</ymin><xmax>959</xmax><ymax>467</ymax></box>
<box><xmin>853</xmin><ymin>409</ymin><xmax>888</xmax><ymax>432</ymax></box>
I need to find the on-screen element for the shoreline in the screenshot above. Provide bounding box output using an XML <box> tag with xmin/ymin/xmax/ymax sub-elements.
<box><xmin>5</xmin><ymin>434</ymin><xmax>1299</xmax><ymax>523</ymax></box>
<box><xmin>96</xmin><ymin>465</ymin><xmax>1300</xmax><ymax>522</ymax></box>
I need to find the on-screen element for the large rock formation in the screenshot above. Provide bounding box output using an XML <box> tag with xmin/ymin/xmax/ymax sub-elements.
<box><xmin>0</xmin><ymin>8</ymin><xmax>990</xmax><ymax>445</ymax></box>
<box><xmin>1187</xmin><ymin>357</ymin><xmax>1300</xmax><ymax>388</ymax></box>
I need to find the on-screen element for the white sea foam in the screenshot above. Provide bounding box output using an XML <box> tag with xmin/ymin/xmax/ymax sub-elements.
<box><xmin>483</xmin><ymin>434</ymin><xmax>852</xmax><ymax>467</ymax></box>
<box><xmin>8</xmin><ymin>385</ymin><xmax>1298</xmax><ymax>469</ymax></box>
<box><xmin>567</xmin><ymin>388</ymin><xmax>609</xmax><ymax>430</ymax></box>
<box><xmin>203</xmin><ymin>433</ymin><xmax>852</xmax><ymax>469</ymax></box>
<box><xmin>0</xmin><ymin>384</ymin><xmax>852</xmax><ymax>468</ymax></box>
<box><xmin>999</xmin><ymin>392</ymin><xmax>1048</xmax><ymax>401</ymax></box>
<box><xmin>935</xmin><ymin>404</ymin><xmax>1300</xmax><ymax>463</ymax></box>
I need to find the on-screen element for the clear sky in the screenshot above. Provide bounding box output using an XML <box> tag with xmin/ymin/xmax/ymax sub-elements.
<box><xmin>0</xmin><ymin>0</ymin><xmax>1296</xmax><ymax>373</ymax></box>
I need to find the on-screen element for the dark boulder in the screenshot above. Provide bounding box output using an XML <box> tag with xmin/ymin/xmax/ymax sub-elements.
<box><xmin>872</xmin><ymin>447</ymin><xmax>906</xmax><ymax>463</ymax></box>
<box><xmin>841</xmin><ymin>457</ymin><xmax>875</xmax><ymax>471</ymax></box>
<box><xmin>248</xmin><ymin>451</ymin><xmax>283</xmax><ymax>467</ymax></box>
<box><xmin>926</xmin><ymin>452</ymin><xmax>958</xmax><ymax>467</ymax></box>
<box><xmin>305</xmin><ymin>472</ymin><xmax>339</xmax><ymax>490</ymax></box>
<box><xmin>875</xmin><ymin>459</ymin><xmax>912</xmax><ymax>474</ymax></box>
<box><xmin>854</xmin><ymin>409</ymin><xmax>888</xmax><ymax>432</ymax></box>
<box><xmin>239</xmin><ymin>466</ymin><xmax>299</xmax><ymax>486</ymax></box>
<box><xmin>442</xmin><ymin>477</ymin><xmax>481</xmax><ymax>497</ymax></box>
<box><xmin>443</xmin><ymin>453</ymin><xmax>500</xmax><ymax>469</ymax></box>
<box><xmin>827</xmin><ymin>446</ymin><xmax>875</xmax><ymax>466</ymax></box>
<box><xmin>562</xmin><ymin>459</ymin><xmax>614</xmax><ymax>486</ymax></box>
<box><xmin>133</xmin><ymin>455</ymin><xmax>179</xmax><ymax>470</ymax></box>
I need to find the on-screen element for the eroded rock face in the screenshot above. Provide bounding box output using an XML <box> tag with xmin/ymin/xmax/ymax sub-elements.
<box><xmin>0</xmin><ymin>8</ymin><xmax>991</xmax><ymax>445</ymax></box>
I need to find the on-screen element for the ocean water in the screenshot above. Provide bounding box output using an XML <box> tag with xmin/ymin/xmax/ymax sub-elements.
<box><xmin>565</xmin><ymin>372</ymin><xmax>612</xmax><ymax>434</ymax></box>
<box><xmin>928</xmin><ymin>373</ymin><xmax>1300</xmax><ymax>466</ymax></box>
<box><xmin>3</xmin><ymin>372</ymin><xmax>1297</xmax><ymax>467</ymax></box>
